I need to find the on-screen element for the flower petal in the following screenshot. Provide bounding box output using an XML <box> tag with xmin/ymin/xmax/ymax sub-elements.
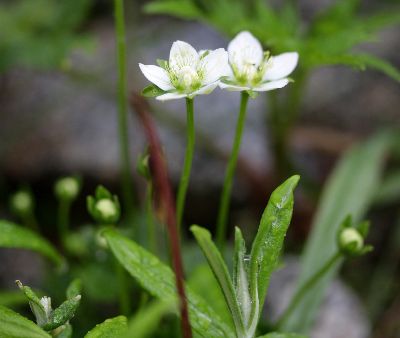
<box><xmin>228</xmin><ymin>31</ymin><xmax>263</xmax><ymax>69</ymax></box>
<box><xmin>190</xmin><ymin>82</ymin><xmax>219</xmax><ymax>97</ymax></box>
<box><xmin>199</xmin><ymin>48</ymin><xmax>230</xmax><ymax>85</ymax></box>
<box><xmin>156</xmin><ymin>92</ymin><xmax>187</xmax><ymax>101</ymax></box>
<box><xmin>263</xmin><ymin>52</ymin><xmax>299</xmax><ymax>81</ymax></box>
<box><xmin>219</xmin><ymin>82</ymin><xmax>251</xmax><ymax>91</ymax></box>
<box><xmin>139</xmin><ymin>63</ymin><xmax>174</xmax><ymax>91</ymax></box>
<box><xmin>169</xmin><ymin>40</ymin><xmax>199</xmax><ymax>71</ymax></box>
<box><xmin>252</xmin><ymin>78</ymin><xmax>289</xmax><ymax>92</ymax></box>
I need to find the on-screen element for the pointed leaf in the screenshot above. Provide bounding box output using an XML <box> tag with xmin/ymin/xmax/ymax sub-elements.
<box><xmin>191</xmin><ymin>225</ymin><xmax>245</xmax><ymax>336</ymax></box>
<box><xmin>0</xmin><ymin>305</ymin><xmax>51</xmax><ymax>338</ymax></box>
<box><xmin>43</xmin><ymin>295</ymin><xmax>81</xmax><ymax>331</ymax></box>
<box><xmin>0</xmin><ymin>220</ymin><xmax>63</xmax><ymax>266</ymax></box>
<box><xmin>102</xmin><ymin>229</ymin><xmax>235</xmax><ymax>338</ymax></box>
<box><xmin>249</xmin><ymin>175</ymin><xmax>300</xmax><ymax>312</ymax></box>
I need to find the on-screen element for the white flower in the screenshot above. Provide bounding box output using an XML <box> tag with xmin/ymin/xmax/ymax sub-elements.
<box><xmin>139</xmin><ymin>41</ymin><xmax>229</xmax><ymax>101</ymax></box>
<box><xmin>220</xmin><ymin>31</ymin><xmax>299</xmax><ymax>92</ymax></box>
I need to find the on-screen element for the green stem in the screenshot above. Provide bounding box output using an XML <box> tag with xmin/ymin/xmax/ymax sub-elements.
<box><xmin>176</xmin><ymin>98</ymin><xmax>195</xmax><ymax>235</ymax></box>
<box><xmin>216</xmin><ymin>92</ymin><xmax>249</xmax><ymax>249</ymax></box>
<box><xmin>57</xmin><ymin>200</ymin><xmax>71</xmax><ymax>244</ymax></box>
<box><xmin>146</xmin><ymin>181</ymin><xmax>157</xmax><ymax>253</ymax></box>
<box><xmin>114</xmin><ymin>0</ymin><xmax>135</xmax><ymax>222</ymax></box>
<box><xmin>276</xmin><ymin>251</ymin><xmax>342</xmax><ymax>329</ymax></box>
<box><xmin>115</xmin><ymin>257</ymin><xmax>130</xmax><ymax>316</ymax></box>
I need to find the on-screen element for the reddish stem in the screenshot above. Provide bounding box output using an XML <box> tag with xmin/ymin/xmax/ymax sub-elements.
<box><xmin>130</xmin><ymin>93</ymin><xmax>192</xmax><ymax>338</ymax></box>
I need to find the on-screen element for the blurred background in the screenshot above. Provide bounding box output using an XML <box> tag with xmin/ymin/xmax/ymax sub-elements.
<box><xmin>0</xmin><ymin>0</ymin><xmax>399</xmax><ymax>337</ymax></box>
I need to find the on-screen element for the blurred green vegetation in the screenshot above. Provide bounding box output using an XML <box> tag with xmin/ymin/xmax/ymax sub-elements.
<box><xmin>0</xmin><ymin>0</ymin><xmax>93</xmax><ymax>73</ymax></box>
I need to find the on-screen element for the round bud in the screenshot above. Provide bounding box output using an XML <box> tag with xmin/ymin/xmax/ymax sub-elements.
<box><xmin>95</xmin><ymin>199</ymin><xmax>119</xmax><ymax>223</ymax></box>
<box><xmin>55</xmin><ymin>177</ymin><xmax>80</xmax><ymax>201</ymax></box>
<box><xmin>10</xmin><ymin>191</ymin><xmax>33</xmax><ymax>216</ymax></box>
<box><xmin>339</xmin><ymin>228</ymin><xmax>364</xmax><ymax>255</ymax></box>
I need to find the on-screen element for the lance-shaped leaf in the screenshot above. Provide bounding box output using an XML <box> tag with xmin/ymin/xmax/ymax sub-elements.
<box><xmin>191</xmin><ymin>225</ymin><xmax>245</xmax><ymax>337</ymax></box>
<box><xmin>233</xmin><ymin>227</ymin><xmax>251</xmax><ymax>326</ymax></box>
<box><xmin>0</xmin><ymin>305</ymin><xmax>51</xmax><ymax>338</ymax></box>
<box><xmin>249</xmin><ymin>175</ymin><xmax>300</xmax><ymax>312</ymax></box>
<box><xmin>85</xmin><ymin>316</ymin><xmax>128</xmax><ymax>338</ymax></box>
<box><xmin>42</xmin><ymin>295</ymin><xmax>81</xmax><ymax>331</ymax></box>
<box><xmin>102</xmin><ymin>228</ymin><xmax>235</xmax><ymax>338</ymax></box>
<box><xmin>16</xmin><ymin>280</ymin><xmax>48</xmax><ymax>327</ymax></box>
<box><xmin>0</xmin><ymin>220</ymin><xmax>63</xmax><ymax>266</ymax></box>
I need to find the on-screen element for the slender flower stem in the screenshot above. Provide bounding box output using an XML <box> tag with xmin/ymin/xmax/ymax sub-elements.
<box><xmin>276</xmin><ymin>251</ymin><xmax>342</xmax><ymax>329</ymax></box>
<box><xmin>57</xmin><ymin>200</ymin><xmax>71</xmax><ymax>244</ymax></box>
<box><xmin>176</xmin><ymin>98</ymin><xmax>195</xmax><ymax>235</ymax></box>
<box><xmin>114</xmin><ymin>0</ymin><xmax>135</xmax><ymax>222</ymax></box>
<box><xmin>216</xmin><ymin>92</ymin><xmax>249</xmax><ymax>249</ymax></box>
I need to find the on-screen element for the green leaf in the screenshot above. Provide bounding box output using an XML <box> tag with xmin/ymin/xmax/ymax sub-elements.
<box><xmin>85</xmin><ymin>316</ymin><xmax>127</xmax><ymax>338</ymax></box>
<box><xmin>233</xmin><ymin>227</ymin><xmax>251</xmax><ymax>326</ymax></box>
<box><xmin>191</xmin><ymin>225</ymin><xmax>245</xmax><ymax>336</ymax></box>
<box><xmin>16</xmin><ymin>280</ymin><xmax>48</xmax><ymax>327</ymax></box>
<box><xmin>42</xmin><ymin>295</ymin><xmax>81</xmax><ymax>331</ymax></box>
<box><xmin>249</xmin><ymin>175</ymin><xmax>300</xmax><ymax>312</ymax></box>
<box><xmin>144</xmin><ymin>1</ymin><xmax>203</xmax><ymax>20</ymax></box>
<box><xmin>282</xmin><ymin>133</ymin><xmax>389</xmax><ymax>333</ymax></box>
<box><xmin>124</xmin><ymin>301</ymin><xmax>172</xmax><ymax>338</ymax></box>
<box><xmin>0</xmin><ymin>305</ymin><xmax>51</xmax><ymax>338</ymax></box>
<box><xmin>257</xmin><ymin>333</ymin><xmax>308</xmax><ymax>338</ymax></box>
<box><xmin>0</xmin><ymin>220</ymin><xmax>63</xmax><ymax>266</ymax></box>
<box><xmin>141</xmin><ymin>84</ymin><xmax>166</xmax><ymax>98</ymax></box>
<box><xmin>102</xmin><ymin>229</ymin><xmax>235</xmax><ymax>338</ymax></box>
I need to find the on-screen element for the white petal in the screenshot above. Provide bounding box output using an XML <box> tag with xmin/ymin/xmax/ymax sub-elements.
<box><xmin>169</xmin><ymin>40</ymin><xmax>199</xmax><ymax>71</ymax></box>
<box><xmin>253</xmin><ymin>78</ymin><xmax>289</xmax><ymax>92</ymax></box>
<box><xmin>228</xmin><ymin>31</ymin><xmax>263</xmax><ymax>69</ymax></box>
<box><xmin>156</xmin><ymin>92</ymin><xmax>187</xmax><ymax>101</ymax></box>
<box><xmin>219</xmin><ymin>82</ymin><xmax>250</xmax><ymax>91</ymax></box>
<box><xmin>190</xmin><ymin>82</ymin><xmax>219</xmax><ymax>97</ymax></box>
<box><xmin>199</xmin><ymin>48</ymin><xmax>229</xmax><ymax>85</ymax></box>
<box><xmin>263</xmin><ymin>52</ymin><xmax>299</xmax><ymax>81</ymax></box>
<box><xmin>139</xmin><ymin>63</ymin><xmax>174</xmax><ymax>91</ymax></box>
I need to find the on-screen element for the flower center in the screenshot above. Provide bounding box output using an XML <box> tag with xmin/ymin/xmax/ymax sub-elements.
<box><xmin>175</xmin><ymin>66</ymin><xmax>200</xmax><ymax>92</ymax></box>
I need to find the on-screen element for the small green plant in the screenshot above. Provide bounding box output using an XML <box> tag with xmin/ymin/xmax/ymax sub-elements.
<box><xmin>0</xmin><ymin>1</ymin><xmax>393</xmax><ymax>337</ymax></box>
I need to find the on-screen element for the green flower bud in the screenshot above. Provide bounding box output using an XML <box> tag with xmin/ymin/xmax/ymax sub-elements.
<box><xmin>10</xmin><ymin>190</ymin><xmax>33</xmax><ymax>217</ymax></box>
<box><xmin>87</xmin><ymin>185</ymin><xmax>121</xmax><ymax>224</ymax></box>
<box><xmin>339</xmin><ymin>227</ymin><xmax>364</xmax><ymax>255</ymax></box>
<box><xmin>54</xmin><ymin>177</ymin><xmax>80</xmax><ymax>201</ymax></box>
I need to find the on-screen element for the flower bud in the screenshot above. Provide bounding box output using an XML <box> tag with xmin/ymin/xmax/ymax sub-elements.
<box><xmin>339</xmin><ymin>227</ymin><xmax>364</xmax><ymax>255</ymax></box>
<box><xmin>10</xmin><ymin>190</ymin><xmax>33</xmax><ymax>217</ymax></box>
<box><xmin>54</xmin><ymin>177</ymin><xmax>80</xmax><ymax>201</ymax></box>
<box><xmin>87</xmin><ymin>185</ymin><xmax>121</xmax><ymax>224</ymax></box>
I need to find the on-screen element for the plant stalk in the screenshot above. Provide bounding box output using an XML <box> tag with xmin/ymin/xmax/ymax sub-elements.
<box><xmin>57</xmin><ymin>200</ymin><xmax>71</xmax><ymax>245</ymax></box>
<box><xmin>276</xmin><ymin>251</ymin><xmax>342</xmax><ymax>329</ymax></box>
<box><xmin>176</xmin><ymin>98</ymin><xmax>195</xmax><ymax>235</ymax></box>
<box><xmin>114</xmin><ymin>0</ymin><xmax>135</xmax><ymax>222</ymax></box>
<box><xmin>216</xmin><ymin>92</ymin><xmax>249</xmax><ymax>249</ymax></box>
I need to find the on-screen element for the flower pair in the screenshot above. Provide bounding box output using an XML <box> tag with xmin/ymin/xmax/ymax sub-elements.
<box><xmin>139</xmin><ymin>31</ymin><xmax>299</xmax><ymax>101</ymax></box>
